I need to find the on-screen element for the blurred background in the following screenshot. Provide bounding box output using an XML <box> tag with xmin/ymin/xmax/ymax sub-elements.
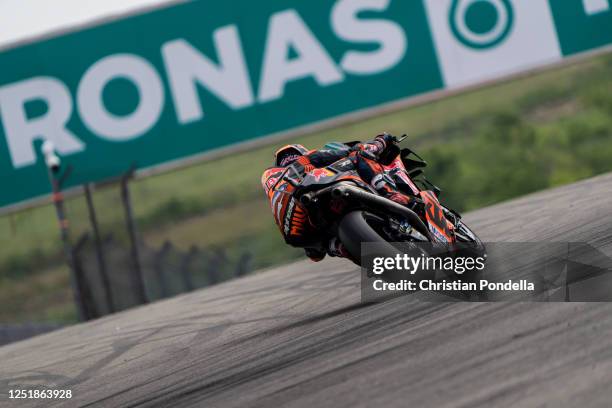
<box><xmin>2</xmin><ymin>53</ymin><xmax>611</xmax><ymax>324</ymax></box>
<box><xmin>0</xmin><ymin>0</ymin><xmax>611</xmax><ymax>338</ymax></box>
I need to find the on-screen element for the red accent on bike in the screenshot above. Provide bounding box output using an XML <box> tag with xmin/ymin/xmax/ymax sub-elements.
<box><xmin>420</xmin><ymin>190</ymin><xmax>455</xmax><ymax>243</ymax></box>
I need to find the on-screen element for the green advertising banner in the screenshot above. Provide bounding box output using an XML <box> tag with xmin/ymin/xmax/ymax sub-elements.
<box><xmin>0</xmin><ymin>0</ymin><xmax>610</xmax><ymax>210</ymax></box>
<box><xmin>549</xmin><ymin>0</ymin><xmax>612</xmax><ymax>55</ymax></box>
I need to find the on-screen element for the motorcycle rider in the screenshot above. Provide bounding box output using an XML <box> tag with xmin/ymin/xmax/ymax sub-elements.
<box><xmin>261</xmin><ymin>133</ymin><xmax>416</xmax><ymax>262</ymax></box>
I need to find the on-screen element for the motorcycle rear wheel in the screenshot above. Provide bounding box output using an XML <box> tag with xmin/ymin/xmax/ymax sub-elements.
<box><xmin>337</xmin><ymin>211</ymin><xmax>405</xmax><ymax>266</ymax></box>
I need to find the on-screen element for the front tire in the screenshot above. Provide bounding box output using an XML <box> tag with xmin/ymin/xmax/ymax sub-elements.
<box><xmin>454</xmin><ymin>220</ymin><xmax>486</xmax><ymax>258</ymax></box>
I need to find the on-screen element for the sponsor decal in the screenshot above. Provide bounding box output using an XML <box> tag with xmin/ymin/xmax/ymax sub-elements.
<box><xmin>308</xmin><ymin>168</ymin><xmax>334</xmax><ymax>182</ymax></box>
<box><xmin>331</xmin><ymin>159</ymin><xmax>353</xmax><ymax>171</ymax></box>
<box><xmin>262</xmin><ymin>169</ymin><xmax>283</xmax><ymax>193</ymax></box>
<box><xmin>429</xmin><ymin>222</ymin><xmax>450</xmax><ymax>243</ymax></box>
<box><xmin>424</xmin><ymin>0</ymin><xmax>561</xmax><ymax>87</ymax></box>
<box><xmin>283</xmin><ymin>199</ymin><xmax>295</xmax><ymax>235</ymax></box>
<box><xmin>449</xmin><ymin>0</ymin><xmax>514</xmax><ymax>49</ymax></box>
<box><xmin>422</xmin><ymin>190</ymin><xmax>453</xmax><ymax>242</ymax></box>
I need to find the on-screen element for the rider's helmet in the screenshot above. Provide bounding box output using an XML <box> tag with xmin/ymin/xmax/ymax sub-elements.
<box><xmin>274</xmin><ymin>144</ymin><xmax>309</xmax><ymax>167</ymax></box>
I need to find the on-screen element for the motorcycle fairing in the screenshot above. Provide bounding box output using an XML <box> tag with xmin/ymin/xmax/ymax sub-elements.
<box><xmin>298</xmin><ymin>167</ymin><xmax>372</xmax><ymax>193</ymax></box>
<box><xmin>271</xmin><ymin>145</ymin><xmax>456</xmax><ymax>244</ymax></box>
<box><xmin>420</xmin><ymin>190</ymin><xmax>456</xmax><ymax>243</ymax></box>
<box><xmin>381</xmin><ymin>156</ymin><xmax>420</xmax><ymax>196</ymax></box>
<box><xmin>261</xmin><ymin>168</ymin><xmax>284</xmax><ymax>195</ymax></box>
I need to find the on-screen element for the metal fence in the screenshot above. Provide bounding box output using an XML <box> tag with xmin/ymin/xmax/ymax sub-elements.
<box><xmin>72</xmin><ymin>233</ymin><xmax>253</xmax><ymax>319</ymax></box>
<box><xmin>52</xmin><ymin>168</ymin><xmax>256</xmax><ymax>321</ymax></box>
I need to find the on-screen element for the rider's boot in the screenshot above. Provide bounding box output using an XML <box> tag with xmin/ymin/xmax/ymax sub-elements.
<box><xmin>304</xmin><ymin>238</ymin><xmax>349</xmax><ymax>261</ymax></box>
<box><xmin>305</xmin><ymin>247</ymin><xmax>326</xmax><ymax>262</ymax></box>
<box><xmin>327</xmin><ymin>237</ymin><xmax>350</xmax><ymax>258</ymax></box>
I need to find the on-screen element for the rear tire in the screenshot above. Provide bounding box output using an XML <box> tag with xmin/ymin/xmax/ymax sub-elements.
<box><xmin>337</xmin><ymin>211</ymin><xmax>405</xmax><ymax>266</ymax></box>
<box><xmin>338</xmin><ymin>211</ymin><xmax>431</xmax><ymax>287</ymax></box>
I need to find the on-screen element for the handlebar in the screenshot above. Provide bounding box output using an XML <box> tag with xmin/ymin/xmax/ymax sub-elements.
<box><xmin>393</xmin><ymin>134</ymin><xmax>408</xmax><ymax>144</ymax></box>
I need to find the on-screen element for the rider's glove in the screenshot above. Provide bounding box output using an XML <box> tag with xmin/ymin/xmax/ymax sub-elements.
<box><xmin>295</xmin><ymin>155</ymin><xmax>315</xmax><ymax>174</ymax></box>
<box><xmin>375</xmin><ymin>133</ymin><xmax>396</xmax><ymax>147</ymax></box>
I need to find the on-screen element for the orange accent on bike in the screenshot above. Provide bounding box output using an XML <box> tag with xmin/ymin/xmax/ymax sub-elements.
<box><xmin>421</xmin><ymin>190</ymin><xmax>455</xmax><ymax>243</ymax></box>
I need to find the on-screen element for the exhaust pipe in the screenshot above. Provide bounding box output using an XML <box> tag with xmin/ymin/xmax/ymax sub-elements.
<box><xmin>331</xmin><ymin>187</ymin><xmax>348</xmax><ymax>198</ymax></box>
<box><xmin>300</xmin><ymin>193</ymin><xmax>314</xmax><ymax>205</ymax></box>
<box><xmin>333</xmin><ymin>184</ymin><xmax>433</xmax><ymax>241</ymax></box>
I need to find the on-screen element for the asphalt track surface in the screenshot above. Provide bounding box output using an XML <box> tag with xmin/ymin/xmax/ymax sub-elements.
<box><xmin>1</xmin><ymin>173</ymin><xmax>611</xmax><ymax>408</ymax></box>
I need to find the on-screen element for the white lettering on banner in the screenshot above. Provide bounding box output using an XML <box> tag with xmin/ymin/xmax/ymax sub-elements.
<box><xmin>424</xmin><ymin>0</ymin><xmax>562</xmax><ymax>88</ymax></box>
<box><xmin>77</xmin><ymin>54</ymin><xmax>164</xmax><ymax>141</ymax></box>
<box><xmin>162</xmin><ymin>26</ymin><xmax>254</xmax><ymax>124</ymax></box>
<box><xmin>0</xmin><ymin>77</ymin><xmax>84</xmax><ymax>168</ymax></box>
<box><xmin>0</xmin><ymin>7</ymin><xmax>408</xmax><ymax>169</ymax></box>
<box><xmin>331</xmin><ymin>0</ymin><xmax>407</xmax><ymax>75</ymax></box>
<box><xmin>258</xmin><ymin>9</ymin><xmax>344</xmax><ymax>103</ymax></box>
<box><xmin>583</xmin><ymin>0</ymin><xmax>610</xmax><ymax>15</ymax></box>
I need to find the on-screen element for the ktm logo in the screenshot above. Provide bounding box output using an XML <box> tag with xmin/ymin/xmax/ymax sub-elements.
<box><xmin>423</xmin><ymin>192</ymin><xmax>453</xmax><ymax>239</ymax></box>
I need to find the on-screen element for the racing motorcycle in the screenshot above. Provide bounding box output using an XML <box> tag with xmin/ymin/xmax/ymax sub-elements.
<box><xmin>281</xmin><ymin>135</ymin><xmax>485</xmax><ymax>265</ymax></box>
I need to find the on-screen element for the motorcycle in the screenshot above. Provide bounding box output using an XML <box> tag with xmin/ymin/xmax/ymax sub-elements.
<box><xmin>278</xmin><ymin>135</ymin><xmax>486</xmax><ymax>266</ymax></box>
